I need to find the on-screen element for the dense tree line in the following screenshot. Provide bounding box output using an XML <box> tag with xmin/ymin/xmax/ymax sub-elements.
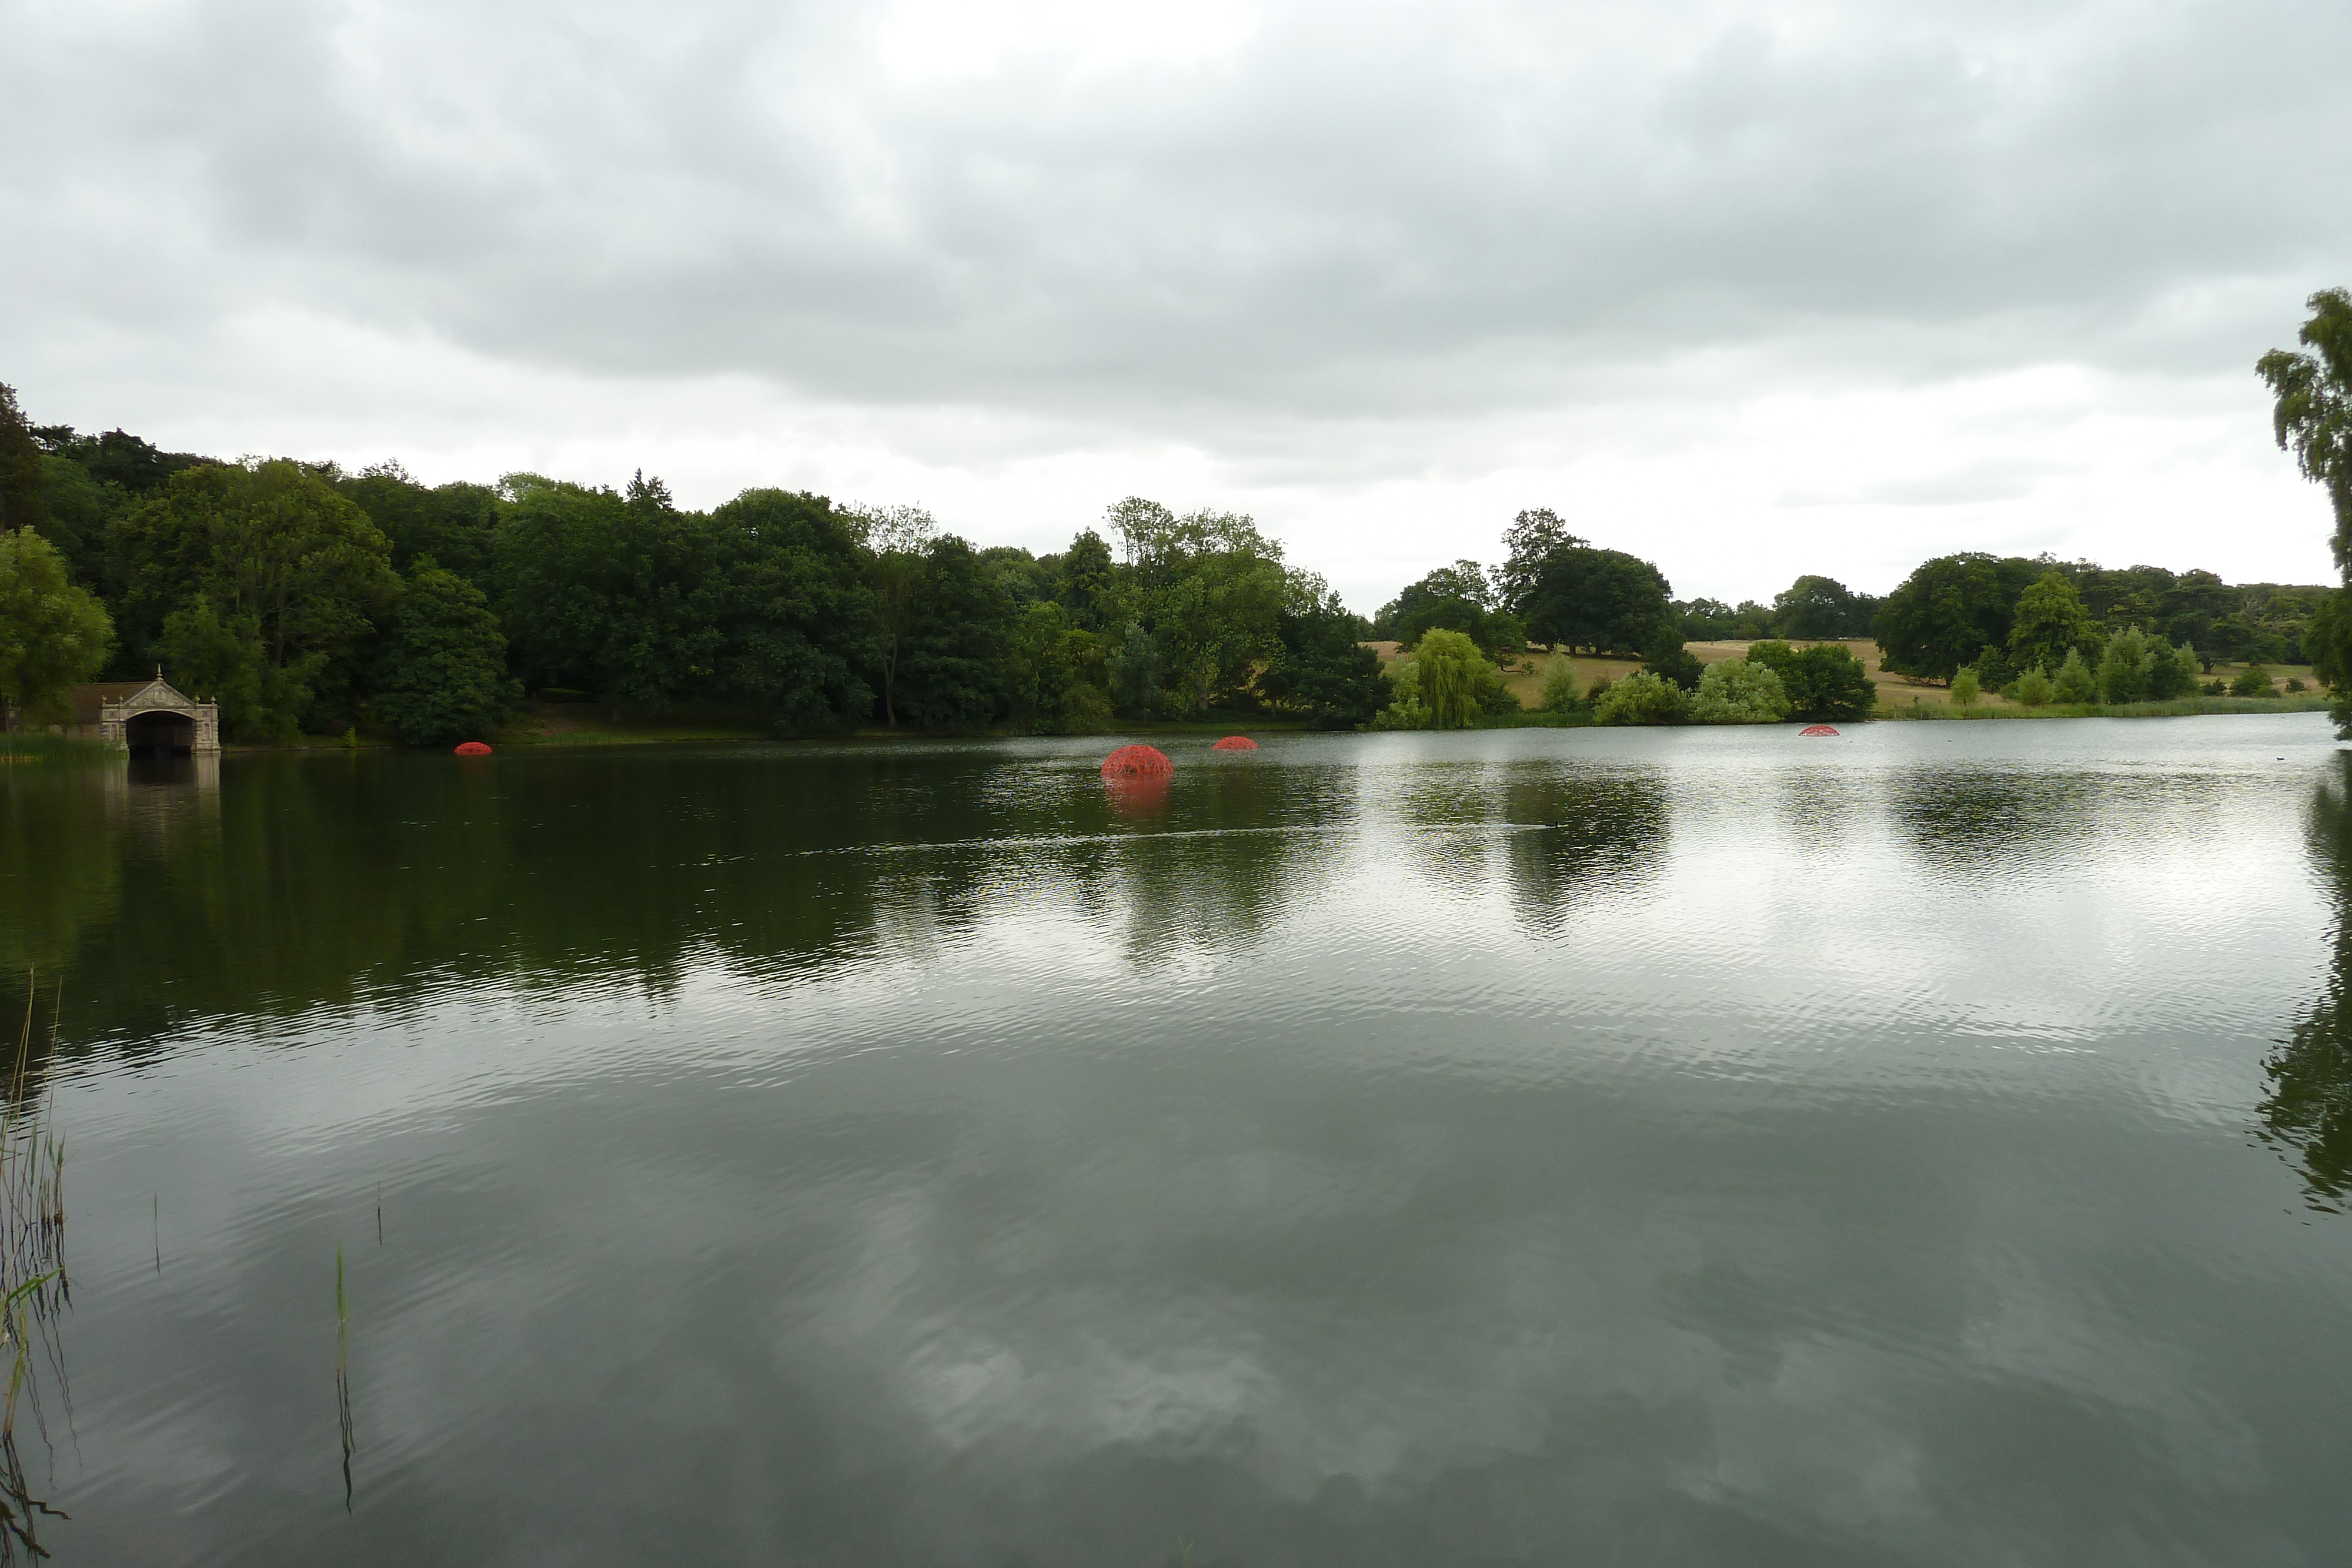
<box><xmin>8</xmin><ymin>321</ymin><xmax>2346</xmax><ymax>747</ymax></box>
<box><xmin>0</xmin><ymin>389</ymin><xmax>1390</xmax><ymax>741</ymax></box>
<box><xmin>1873</xmin><ymin>551</ymin><xmax>2326</xmax><ymax>684</ymax></box>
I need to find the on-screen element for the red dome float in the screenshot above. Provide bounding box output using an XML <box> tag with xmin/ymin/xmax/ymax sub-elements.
<box><xmin>453</xmin><ymin>741</ymin><xmax>493</xmax><ymax>756</ymax></box>
<box><xmin>1798</xmin><ymin>725</ymin><xmax>1840</xmax><ymax>737</ymax></box>
<box><xmin>1211</xmin><ymin>735</ymin><xmax>1259</xmax><ymax>751</ymax></box>
<box><xmin>1100</xmin><ymin>744</ymin><xmax>1173</xmax><ymax>778</ymax></box>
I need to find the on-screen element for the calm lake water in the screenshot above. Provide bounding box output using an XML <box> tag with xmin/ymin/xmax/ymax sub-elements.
<box><xmin>8</xmin><ymin>715</ymin><xmax>2352</xmax><ymax>1566</ymax></box>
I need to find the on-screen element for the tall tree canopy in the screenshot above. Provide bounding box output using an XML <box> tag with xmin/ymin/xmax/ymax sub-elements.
<box><xmin>1495</xmin><ymin>507</ymin><xmax>1584</xmax><ymax>615</ymax></box>
<box><xmin>1519</xmin><ymin>544</ymin><xmax>1673</xmax><ymax>655</ymax></box>
<box><xmin>2006</xmin><ymin>570</ymin><xmax>2104</xmax><ymax>676</ymax></box>
<box><xmin>1873</xmin><ymin>553</ymin><xmax>2042</xmax><ymax>680</ymax></box>
<box><xmin>1771</xmin><ymin>575</ymin><xmax>1880</xmax><ymax>640</ymax></box>
<box><xmin>2261</xmin><ymin>288</ymin><xmax>2352</xmax><ymax>725</ymax></box>
<box><xmin>372</xmin><ymin>562</ymin><xmax>519</xmax><ymax>745</ymax></box>
<box><xmin>0</xmin><ymin>386</ymin><xmax>48</xmax><ymax>537</ymax></box>
<box><xmin>1261</xmin><ymin>580</ymin><xmax>1387</xmax><ymax>728</ymax></box>
<box><xmin>0</xmin><ymin>529</ymin><xmax>112</xmax><ymax>725</ymax></box>
<box><xmin>1374</xmin><ymin>560</ymin><xmax>1499</xmax><ymax>647</ymax></box>
<box><xmin>112</xmin><ymin>460</ymin><xmax>400</xmax><ymax>732</ymax></box>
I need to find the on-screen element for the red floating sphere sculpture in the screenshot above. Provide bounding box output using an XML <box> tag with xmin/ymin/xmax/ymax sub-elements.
<box><xmin>1798</xmin><ymin>724</ymin><xmax>1840</xmax><ymax>738</ymax></box>
<box><xmin>1211</xmin><ymin>735</ymin><xmax>1259</xmax><ymax>751</ymax></box>
<box><xmin>454</xmin><ymin>741</ymin><xmax>494</xmax><ymax>756</ymax></box>
<box><xmin>1100</xmin><ymin>744</ymin><xmax>1174</xmax><ymax>778</ymax></box>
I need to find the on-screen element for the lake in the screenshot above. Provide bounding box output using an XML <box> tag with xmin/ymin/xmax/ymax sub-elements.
<box><xmin>7</xmin><ymin>714</ymin><xmax>2352</xmax><ymax>1566</ymax></box>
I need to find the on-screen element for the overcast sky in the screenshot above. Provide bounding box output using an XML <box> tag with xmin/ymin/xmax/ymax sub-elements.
<box><xmin>4</xmin><ymin>0</ymin><xmax>2348</xmax><ymax>611</ymax></box>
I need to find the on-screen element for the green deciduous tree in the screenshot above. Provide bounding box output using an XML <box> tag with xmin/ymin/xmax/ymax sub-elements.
<box><xmin>2007</xmin><ymin>570</ymin><xmax>2105</xmax><ymax>678</ymax></box>
<box><xmin>1107</xmin><ymin>623</ymin><xmax>1163</xmax><ymax>716</ymax></box>
<box><xmin>1772</xmin><ymin>576</ymin><xmax>1880</xmax><ymax>640</ymax></box>
<box><xmin>2260</xmin><ymin>289</ymin><xmax>2352</xmax><ymax>733</ymax></box>
<box><xmin>372</xmin><ymin>561</ymin><xmax>520</xmax><ymax>744</ymax></box>
<box><xmin>1521</xmin><ymin>544</ymin><xmax>1674</xmax><ymax>655</ymax></box>
<box><xmin>2014</xmin><ymin>664</ymin><xmax>2054</xmax><ymax>706</ymax></box>
<box><xmin>1949</xmin><ymin>667</ymin><xmax>1981</xmax><ymax>707</ymax></box>
<box><xmin>1259</xmin><ymin>586</ymin><xmax>1387</xmax><ymax>729</ymax></box>
<box><xmin>894</xmin><ymin>535</ymin><xmax>1013</xmax><ymax>730</ymax></box>
<box><xmin>1411</xmin><ymin>629</ymin><xmax>1494</xmax><ymax>728</ymax></box>
<box><xmin>1875</xmin><ymin>553</ymin><xmax>2040</xmax><ymax>680</ymax></box>
<box><xmin>1641</xmin><ymin>637</ymin><xmax>1703</xmax><ymax>691</ymax></box>
<box><xmin>0</xmin><ymin>387</ymin><xmax>48</xmax><ymax>537</ymax></box>
<box><xmin>2233</xmin><ymin>663</ymin><xmax>2276</xmax><ymax>697</ymax></box>
<box><xmin>1054</xmin><ymin>529</ymin><xmax>1121</xmax><ymax>631</ymax></box>
<box><xmin>341</xmin><ymin>463</ymin><xmax>499</xmax><ymax>588</ymax></box>
<box><xmin>854</xmin><ymin>503</ymin><xmax>937</xmax><ymax>727</ymax></box>
<box><xmin>1592</xmin><ymin>668</ymin><xmax>1687</xmax><ymax>725</ymax></box>
<box><xmin>2052</xmin><ymin>647</ymin><xmax>2098</xmax><ymax>704</ymax></box>
<box><xmin>1495</xmin><ymin>507</ymin><xmax>1583</xmax><ymax>615</ymax></box>
<box><xmin>1538</xmin><ymin>656</ymin><xmax>1582</xmax><ymax>714</ymax></box>
<box><xmin>1743</xmin><ymin>640</ymin><xmax>1877</xmax><ymax>721</ymax></box>
<box><xmin>0</xmin><ymin>529</ymin><xmax>112</xmax><ymax>724</ymax></box>
<box><xmin>159</xmin><ymin>594</ymin><xmax>282</xmax><ymax>739</ymax></box>
<box><xmin>111</xmin><ymin>460</ymin><xmax>399</xmax><ymax>732</ymax></box>
<box><xmin>1690</xmin><ymin>658</ymin><xmax>1790</xmax><ymax>723</ymax></box>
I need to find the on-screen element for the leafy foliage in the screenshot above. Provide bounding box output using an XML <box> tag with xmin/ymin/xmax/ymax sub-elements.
<box><xmin>2052</xmin><ymin>647</ymin><xmax>2098</xmax><ymax>704</ymax></box>
<box><xmin>1771</xmin><ymin>575</ymin><xmax>1882</xmax><ymax>639</ymax></box>
<box><xmin>2260</xmin><ymin>289</ymin><xmax>2352</xmax><ymax>732</ymax></box>
<box><xmin>1742</xmin><ymin>640</ymin><xmax>1876</xmax><ymax>721</ymax></box>
<box><xmin>1261</xmin><ymin>590</ymin><xmax>1388</xmax><ymax>728</ymax></box>
<box><xmin>1875</xmin><ymin>553</ymin><xmax>2043</xmax><ymax>680</ymax></box>
<box><xmin>372</xmin><ymin>563</ymin><xmax>520</xmax><ymax>744</ymax></box>
<box><xmin>113</xmin><ymin>460</ymin><xmax>399</xmax><ymax>733</ymax></box>
<box><xmin>1689</xmin><ymin>658</ymin><xmax>1790</xmax><ymax>723</ymax></box>
<box><xmin>1592</xmin><ymin>669</ymin><xmax>1687</xmax><ymax>725</ymax></box>
<box><xmin>0</xmin><ymin>529</ymin><xmax>112</xmax><ymax>723</ymax></box>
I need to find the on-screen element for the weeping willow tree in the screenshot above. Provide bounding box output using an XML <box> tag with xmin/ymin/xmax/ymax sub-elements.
<box><xmin>1412</xmin><ymin>630</ymin><xmax>1490</xmax><ymax>729</ymax></box>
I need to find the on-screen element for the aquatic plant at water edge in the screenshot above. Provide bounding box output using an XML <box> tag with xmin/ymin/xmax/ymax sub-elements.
<box><xmin>0</xmin><ymin>982</ymin><xmax>70</xmax><ymax>1563</ymax></box>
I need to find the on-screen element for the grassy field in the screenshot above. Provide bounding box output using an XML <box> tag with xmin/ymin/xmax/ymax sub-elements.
<box><xmin>1368</xmin><ymin>638</ymin><xmax>2328</xmax><ymax>720</ymax></box>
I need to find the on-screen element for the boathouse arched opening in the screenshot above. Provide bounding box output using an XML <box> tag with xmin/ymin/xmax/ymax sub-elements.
<box><xmin>124</xmin><ymin>710</ymin><xmax>197</xmax><ymax>757</ymax></box>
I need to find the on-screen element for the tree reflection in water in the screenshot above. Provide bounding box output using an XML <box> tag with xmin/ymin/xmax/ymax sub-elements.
<box><xmin>2261</xmin><ymin>755</ymin><xmax>2352</xmax><ymax>1211</ymax></box>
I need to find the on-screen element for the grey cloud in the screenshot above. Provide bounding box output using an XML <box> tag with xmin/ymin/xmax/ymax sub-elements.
<box><xmin>4</xmin><ymin>0</ymin><xmax>2348</xmax><ymax>447</ymax></box>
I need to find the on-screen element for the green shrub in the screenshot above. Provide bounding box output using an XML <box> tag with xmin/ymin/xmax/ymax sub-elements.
<box><xmin>1593</xmin><ymin>668</ymin><xmax>1688</xmax><ymax>725</ymax></box>
<box><xmin>1949</xmin><ymin>667</ymin><xmax>1982</xmax><ymax>707</ymax></box>
<box><xmin>2286</xmin><ymin>677</ymin><xmax>2308</xmax><ymax>693</ymax></box>
<box><xmin>2232</xmin><ymin>664</ymin><xmax>2274</xmax><ymax>697</ymax></box>
<box><xmin>2052</xmin><ymin>647</ymin><xmax>2098</xmax><ymax>704</ymax></box>
<box><xmin>1538</xmin><ymin>656</ymin><xmax>1582</xmax><ymax>714</ymax></box>
<box><xmin>2202</xmin><ymin>678</ymin><xmax>2228</xmax><ymax>696</ymax></box>
<box><xmin>2013</xmin><ymin>665</ymin><xmax>2054</xmax><ymax>707</ymax></box>
<box><xmin>1973</xmin><ymin>643</ymin><xmax>2016</xmax><ymax>691</ymax></box>
<box><xmin>1745</xmin><ymin>639</ymin><xmax>1876</xmax><ymax>720</ymax></box>
<box><xmin>1689</xmin><ymin>658</ymin><xmax>1790</xmax><ymax>723</ymax></box>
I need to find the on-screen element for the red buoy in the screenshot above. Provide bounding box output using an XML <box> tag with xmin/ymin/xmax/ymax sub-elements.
<box><xmin>1799</xmin><ymin>724</ymin><xmax>1840</xmax><ymax>737</ymax></box>
<box><xmin>1100</xmin><ymin>744</ymin><xmax>1173</xmax><ymax>778</ymax></box>
<box><xmin>1211</xmin><ymin>735</ymin><xmax>1259</xmax><ymax>751</ymax></box>
<box><xmin>454</xmin><ymin>741</ymin><xmax>493</xmax><ymax>755</ymax></box>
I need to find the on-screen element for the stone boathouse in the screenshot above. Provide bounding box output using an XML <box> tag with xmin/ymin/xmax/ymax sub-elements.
<box><xmin>79</xmin><ymin>676</ymin><xmax>220</xmax><ymax>754</ymax></box>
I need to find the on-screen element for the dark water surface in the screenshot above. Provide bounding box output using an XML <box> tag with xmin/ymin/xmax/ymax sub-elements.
<box><xmin>9</xmin><ymin>716</ymin><xmax>2352</xmax><ymax>1566</ymax></box>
